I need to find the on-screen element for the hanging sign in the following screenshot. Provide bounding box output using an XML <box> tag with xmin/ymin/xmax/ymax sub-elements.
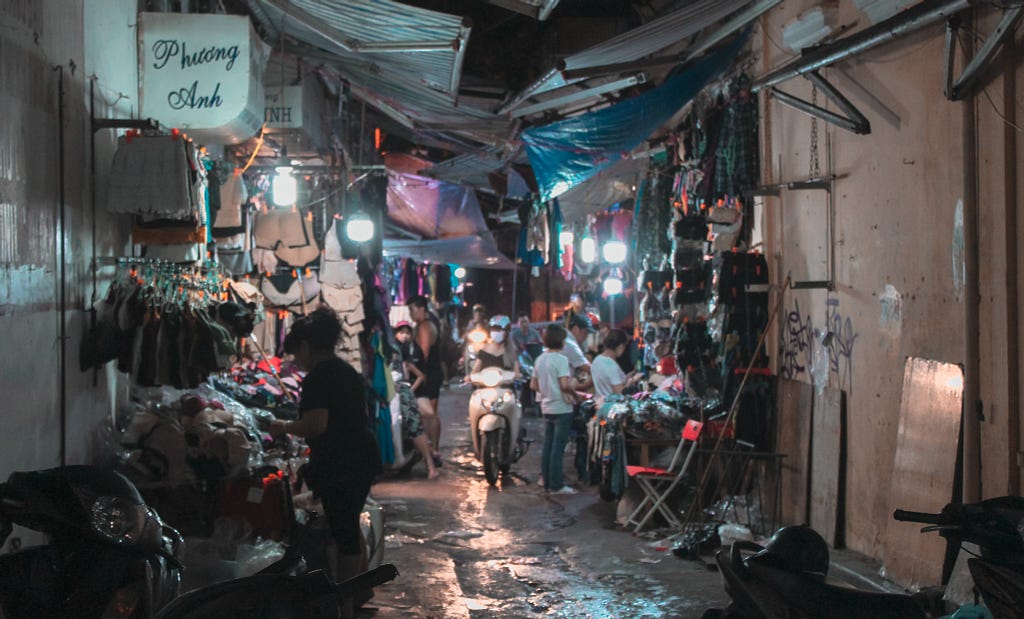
<box><xmin>264</xmin><ymin>86</ymin><xmax>303</xmax><ymax>129</ymax></box>
<box><xmin>139</xmin><ymin>12</ymin><xmax>269</xmax><ymax>144</ymax></box>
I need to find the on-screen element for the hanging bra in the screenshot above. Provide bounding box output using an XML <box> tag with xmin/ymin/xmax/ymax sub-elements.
<box><xmin>253</xmin><ymin>208</ymin><xmax>320</xmax><ymax>267</ymax></box>
<box><xmin>259</xmin><ymin>271</ymin><xmax>321</xmax><ymax>309</ymax></box>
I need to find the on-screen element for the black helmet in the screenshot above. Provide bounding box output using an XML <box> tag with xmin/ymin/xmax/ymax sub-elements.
<box><xmin>753</xmin><ymin>525</ymin><xmax>830</xmax><ymax>579</ymax></box>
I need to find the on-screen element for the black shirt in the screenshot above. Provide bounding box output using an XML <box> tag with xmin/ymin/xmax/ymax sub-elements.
<box><xmin>300</xmin><ymin>358</ymin><xmax>382</xmax><ymax>485</ymax></box>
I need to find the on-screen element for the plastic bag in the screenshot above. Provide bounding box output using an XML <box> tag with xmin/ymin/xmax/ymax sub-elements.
<box><xmin>234</xmin><ymin>539</ymin><xmax>286</xmax><ymax>578</ymax></box>
<box><xmin>718</xmin><ymin>523</ymin><xmax>753</xmax><ymax>547</ymax></box>
<box><xmin>811</xmin><ymin>329</ymin><xmax>830</xmax><ymax>395</ymax></box>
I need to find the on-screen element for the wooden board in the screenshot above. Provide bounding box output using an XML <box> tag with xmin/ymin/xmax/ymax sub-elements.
<box><xmin>809</xmin><ymin>386</ymin><xmax>845</xmax><ymax>547</ymax></box>
<box><xmin>882</xmin><ymin>357</ymin><xmax>963</xmax><ymax>588</ymax></box>
<box><xmin>777</xmin><ymin>379</ymin><xmax>814</xmax><ymax>527</ymax></box>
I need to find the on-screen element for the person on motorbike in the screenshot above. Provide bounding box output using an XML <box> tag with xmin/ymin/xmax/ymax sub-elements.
<box><xmin>393</xmin><ymin>322</ymin><xmax>439</xmax><ymax>480</ymax></box>
<box><xmin>465</xmin><ymin>304</ymin><xmax>487</xmax><ymax>334</ymax></box>
<box><xmin>270</xmin><ymin>307</ymin><xmax>381</xmax><ymax>618</ymax></box>
<box><xmin>510</xmin><ymin>313</ymin><xmax>543</xmax><ymax>357</ymax></box>
<box><xmin>471</xmin><ymin>315</ymin><xmax>520</xmax><ymax>376</ymax></box>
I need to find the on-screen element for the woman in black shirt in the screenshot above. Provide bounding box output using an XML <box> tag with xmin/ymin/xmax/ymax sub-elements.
<box><xmin>270</xmin><ymin>307</ymin><xmax>381</xmax><ymax>617</ymax></box>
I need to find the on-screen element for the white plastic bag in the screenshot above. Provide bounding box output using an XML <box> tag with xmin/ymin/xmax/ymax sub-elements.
<box><xmin>811</xmin><ymin>329</ymin><xmax>830</xmax><ymax>395</ymax></box>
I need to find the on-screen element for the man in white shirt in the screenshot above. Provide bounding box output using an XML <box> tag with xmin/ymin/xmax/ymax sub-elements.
<box><xmin>562</xmin><ymin>314</ymin><xmax>594</xmax><ymax>392</ymax></box>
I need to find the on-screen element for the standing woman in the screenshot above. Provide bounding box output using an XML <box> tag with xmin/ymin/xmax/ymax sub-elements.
<box><xmin>530</xmin><ymin>324</ymin><xmax>580</xmax><ymax>494</ymax></box>
<box><xmin>270</xmin><ymin>307</ymin><xmax>381</xmax><ymax>617</ymax></box>
<box><xmin>407</xmin><ymin>295</ymin><xmax>444</xmax><ymax>467</ymax></box>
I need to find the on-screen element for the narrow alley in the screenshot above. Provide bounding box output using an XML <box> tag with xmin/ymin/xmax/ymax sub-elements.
<box><xmin>367</xmin><ymin>385</ymin><xmax>728</xmax><ymax>619</ymax></box>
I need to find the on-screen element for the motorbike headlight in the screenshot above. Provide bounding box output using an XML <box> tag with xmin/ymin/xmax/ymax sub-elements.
<box><xmin>91</xmin><ymin>496</ymin><xmax>148</xmax><ymax>545</ymax></box>
<box><xmin>479</xmin><ymin>368</ymin><xmax>503</xmax><ymax>388</ymax></box>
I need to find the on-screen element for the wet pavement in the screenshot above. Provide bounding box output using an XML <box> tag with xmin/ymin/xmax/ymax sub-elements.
<box><xmin>365</xmin><ymin>384</ymin><xmax>729</xmax><ymax>618</ymax></box>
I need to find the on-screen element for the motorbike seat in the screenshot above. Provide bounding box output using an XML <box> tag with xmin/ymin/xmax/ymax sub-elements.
<box><xmin>745</xmin><ymin>557</ymin><xmax>927</xmax><ymax>618</ymax></box>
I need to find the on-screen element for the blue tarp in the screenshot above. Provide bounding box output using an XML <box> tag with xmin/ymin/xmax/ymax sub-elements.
<box><xmin>522</xmin><ymin>38</ymin><xmax>744</xmax><ymax>202</ymax></box>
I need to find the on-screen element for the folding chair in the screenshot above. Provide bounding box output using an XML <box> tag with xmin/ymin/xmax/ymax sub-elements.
<box><xmin>624</xmin><ymin>419</ymin><xmax>704</xmax><ymax>532</ymax></box>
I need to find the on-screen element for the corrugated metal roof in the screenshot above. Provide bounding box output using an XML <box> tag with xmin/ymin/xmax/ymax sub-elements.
<box><xmin>255</xmin><ymin>0</ymin><xmax>469</xmax><ymax>96</ymax></box>
<box><xmin>504</xmin><ymin>0</ymin><xmax>751</xmax><ymax>110</ymax></box>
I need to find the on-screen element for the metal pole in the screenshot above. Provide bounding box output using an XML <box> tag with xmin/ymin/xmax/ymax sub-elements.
<box><xmin>961</xmin><ymin>11</ymin><xmax>981</xmax><ymax>503</ymax></box>
<box><xmin>55</xmin><ymin>64</ymin><xmax>67</xmax><ymax>467</ymax></box>
<box><xmin>752</xmin><ymin>0</ymin><xmax>974</xmax><ymax>92</ymax></box>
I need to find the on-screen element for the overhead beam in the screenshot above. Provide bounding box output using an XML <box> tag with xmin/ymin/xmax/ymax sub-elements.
<box><xmin>752</xmin><ymin>0</ymin><xmax>976</xmax><ymax>92</ymax></box>
<box><xmin>949</xmin><ymin>6</ymin><xmax>1024</xmax><ymax>100</ymax></box>
<box><xmin>265</xmin><ymin>0</ymin><xmax>461</xmax><ymax>54</ymax></box>
<box><xmin>509</xmin><ymin>74</ymin><xmax>646</xmax><ymax>118</ymax></box>
<box><xmin>559</xmin><ymin>0</ymin><xmax>781</xmax><ymax>82</ymax></box>
<box><xmin>771</xmin><ymin>71</ymin><xmax>871</xmax><ymax>135</ymax></box>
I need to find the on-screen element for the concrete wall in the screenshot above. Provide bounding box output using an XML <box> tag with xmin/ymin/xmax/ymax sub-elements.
<box><xmin>0</xmin><ymin>0</ymin><xmax>136</xmax><ymax>489</ymax></box>
<box><xmin>760</xmin><ymin>0</ymin><xmax>1022</xmax><ymax>577</ymax></box>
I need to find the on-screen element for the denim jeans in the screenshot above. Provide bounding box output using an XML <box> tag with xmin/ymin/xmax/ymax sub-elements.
<box><xmin>541</xmin><ymin>413</ymin><xmax>573</xmax><ymax>490</ymax></box>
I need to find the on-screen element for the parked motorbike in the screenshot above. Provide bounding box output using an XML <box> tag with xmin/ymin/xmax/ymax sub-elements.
<box><xmin>704</xmin><ymin>496</ymin><xmax>1024</xmax><ymax>618</ymax></box>
<box><xmin>0</xmin><ymin>465</ymin><xmax>184</xmax><ymax>618</ymax></box>
<box><xmin>467</xmin><ymin>367</ymin><xmax>530</xmax><ymax>485</ymax></box>
<box><xmin>155</xmin><ymin>555</ymin><xmax>398</xmax><ymax>618</ymax></box>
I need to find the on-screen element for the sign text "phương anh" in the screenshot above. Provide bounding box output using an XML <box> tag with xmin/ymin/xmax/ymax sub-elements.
<box><xmin>150</xmin><ymin>40</ymin><xmax>240</xmax><ymax>110</ymax></box>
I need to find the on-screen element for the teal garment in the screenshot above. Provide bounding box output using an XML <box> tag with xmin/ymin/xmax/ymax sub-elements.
<box><xmin>371</xmin><ymin>333</ymin><xmax>395</xmax><ymax>465</ymax></box>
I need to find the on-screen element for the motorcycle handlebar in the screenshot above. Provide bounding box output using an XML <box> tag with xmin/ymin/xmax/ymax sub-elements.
<box><xmin>892</xmin><ymin>509</ymin><xmax>944</xmax><ymax>524</ymax></box>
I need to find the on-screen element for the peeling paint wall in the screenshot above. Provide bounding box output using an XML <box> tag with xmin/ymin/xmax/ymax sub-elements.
<box><xmin>761</xmin><ymin>1</ymin><xmax>1024</xmax><ymax>580</ymax></box>
<box><xmin>0</xmin><ymin>0</ymin><xmax>135</xmax><ymax>483</ymax></box>
<box><xmin>760</xmin><ymin>0</ymin><xmax>972</xmax><ymax>567</ymax></box>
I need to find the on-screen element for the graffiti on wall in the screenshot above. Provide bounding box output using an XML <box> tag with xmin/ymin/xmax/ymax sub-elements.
<box><xmin>778</xmin><ymin>295</ymin><xmax>858</xmax><ymax>392</ymax></box>
<box><xmin>780</xmin><ymin>298</ymin><xmax>814</xmax><ymax>380</ymax></box>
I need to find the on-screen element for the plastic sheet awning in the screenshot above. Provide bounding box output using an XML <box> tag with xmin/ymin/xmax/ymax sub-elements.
<box><xmin>381</xmin><ymin>153</ymin><xmax>514</xmax><ymax>269</ymax></box>
<box><xmin>556</xmin><ymin>156</ymin><xmax>650</xmax><ymax>222</ymax></box>
<box><xmin>522</xmin><ymin>37</ymin><xmax>742</xmax><ymax>202</ymax></box>
<box><xmin>383</xmin><ymin>236</ymin><xmax>515</xmax><ymax>270</ymax></box>
<box><xmin>384</xmin><ymin>153</ymin><xmax>493</xmax><ymax>240</ymax></box>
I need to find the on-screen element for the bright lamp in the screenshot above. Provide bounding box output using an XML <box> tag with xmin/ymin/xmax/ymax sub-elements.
<box><xmin>454</xmin><ymin>267</ymin><xmax>467</xmax><ymax>279</ymax></box>
<box><xmin>579</xmin><ymin>237</ymin><xmax>596</xmax><ymax>264</ymax></box>
<box><xmin>272</xmin><ymin>166</ymin><xmax>297</xmax><ymax>206</ymax></box>
<box><xmin>345</xmin><ymin>210</ymin><xmax>375</xmax><ymax>243</ymax></box>
<box><xmin>603</xmin><ymin>276</ymin><xmax>624</xmax><ymax>296</ymax></box>
<box><xmin>602</xmin><ymin>241</ymin><xmax>627</xmax><ymax>264</ymax></box>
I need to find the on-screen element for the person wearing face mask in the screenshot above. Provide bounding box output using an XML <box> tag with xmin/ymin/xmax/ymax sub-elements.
<box><xmin>471</xmin><ymin>314</ymin><xmax>519</xmax><ymax>375</ymax></box>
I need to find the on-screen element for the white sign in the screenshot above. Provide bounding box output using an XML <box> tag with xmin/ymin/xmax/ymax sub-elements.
<box><xmin>265</xmin><ymin>86</ymin><xmax>304</xmax><ymax>129</ymax></box>
<box><xmin>139</xmin><ymin>12</ymin><xmax>269</xmax><ymax>144</ymax></box>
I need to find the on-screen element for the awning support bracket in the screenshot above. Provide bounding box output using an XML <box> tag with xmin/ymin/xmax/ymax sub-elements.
<box><xmin>770</xmin><ymin>71</ymin><xmax>870</xmax><ymax>135</ymax></box>
<box><xmin>946</xmin><ymin>7</ymin><xmax>1024</xmax><ymax>101</ymax></box>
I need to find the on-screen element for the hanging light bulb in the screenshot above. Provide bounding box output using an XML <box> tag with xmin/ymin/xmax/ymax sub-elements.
<box><xmin>603</xmin><ymin>276</ymin><xmax>624</xmax><ymax>296</ymax></box>
<box><xmin>454</xmin><ymin>266</ymin><xmax>467</xmax><ymax>279</ymax></box>
<box><xmin>272</xmin><ymin>166</ymin><xmax>297</xmax><ymax>206</ymax></box>
<box><xmin>579</xmin><ymin>237</ymin><xmax>596</xmax><ymax>263</ymax></box>
<box><xmin>602</xmin><ymin>240</ymin><xmax>627</xmax><ymax>264</ymax></box>
<box><xmin>559</xmin><ymin>230</ymin><xmax>574</xmax><ymax>247</ymax></box>
<box><xmin>345</xmin><ymin>210</ymin><xmax>375</xmax><ymax>243</ymax></box>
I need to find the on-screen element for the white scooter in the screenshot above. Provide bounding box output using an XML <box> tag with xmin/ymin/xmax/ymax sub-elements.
<box><xmin>467</xmin><ymin>367</ymin><xmax>530</xmax><ymax>485</ymax></box>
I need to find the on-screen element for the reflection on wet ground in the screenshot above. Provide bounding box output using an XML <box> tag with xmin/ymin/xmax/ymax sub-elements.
<box><xmin>367</xmin><ymin>386</ymin><xmax>727</xmax><ymax>618</ymax></box>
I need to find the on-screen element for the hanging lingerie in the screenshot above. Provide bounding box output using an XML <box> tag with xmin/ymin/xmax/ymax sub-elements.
<box><xmin>259</xmin><ymin>271</ymin><xmax>321</xmax><ymax>310</ymax></box>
